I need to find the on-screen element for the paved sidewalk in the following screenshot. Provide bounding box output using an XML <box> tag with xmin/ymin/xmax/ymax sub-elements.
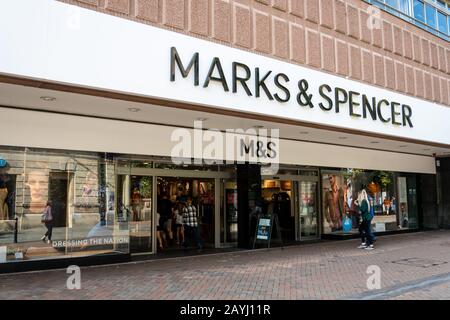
<box><xmin>1</xmin><ymin>231</ymin><xmax>450</xmax><ymax>300</ymax></box>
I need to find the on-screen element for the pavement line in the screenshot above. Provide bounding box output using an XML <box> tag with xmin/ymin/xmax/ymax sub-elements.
<box><xmin>344</xmin><ymin>272</ymin><xmax>450</xmax><ymax>300</ymax></box>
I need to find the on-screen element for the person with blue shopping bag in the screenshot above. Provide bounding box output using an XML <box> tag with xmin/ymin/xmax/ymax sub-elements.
<box><xmin>355</xmin><ymin>190</ymin><xmax>375</xmax><ymax>250</ymax></box>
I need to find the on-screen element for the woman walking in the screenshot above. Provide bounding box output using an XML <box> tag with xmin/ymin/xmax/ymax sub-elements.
<box><xmin>41</xmin><ymin>201</ymin><xmax>53</xmax><ymax>244</ymax></box>
<box><xmin>356</xmin><ymin>190</ymin><xmax>375</xmax><ymax>250</ymax></box>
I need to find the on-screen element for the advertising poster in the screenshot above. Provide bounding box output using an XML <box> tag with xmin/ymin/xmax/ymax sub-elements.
<box><xmin>256</xmin><ymin>218</ymin><xmax>271</xmax><ymax>240</ymax></box>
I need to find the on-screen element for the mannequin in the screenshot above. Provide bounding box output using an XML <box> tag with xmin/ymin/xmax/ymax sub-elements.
<box><xmin>0</xmin><ymin>187</ymin><xmax>8</xmax><ymax>220</ymax></box>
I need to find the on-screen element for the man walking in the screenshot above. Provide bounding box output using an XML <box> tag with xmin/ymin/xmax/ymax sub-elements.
<box><xmin>182</xmin><ymin>197</ymin><xmax>203</xmax><ymax>251</ymax></box>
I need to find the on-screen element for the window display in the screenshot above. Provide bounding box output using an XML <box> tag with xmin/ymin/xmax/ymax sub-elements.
<box><xmin>0</xmin><ymin>147</ymin><xmax>129</xmax><ymax>264</ymax></box>
<box><xmin>322</xmin><ymin>170</ymin><xmax>418</xmax><ymax>235</ymax></box>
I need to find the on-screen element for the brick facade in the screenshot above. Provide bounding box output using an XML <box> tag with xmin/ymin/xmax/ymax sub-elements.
<box><xmin>59</xmin><ymin>0</ymin><xmax>450</xmax><ymax>106</ymax></box>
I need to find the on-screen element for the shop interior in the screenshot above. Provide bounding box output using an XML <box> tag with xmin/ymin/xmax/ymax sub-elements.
<box><xmin>156</xmin><ymin>177</ymin><xmax>215</xmax><ymax>252</ymax></box>
<box><xmin>261</xmin><ymin>179</ymin><xmax>295</xmax><ymax>242</ymax></box>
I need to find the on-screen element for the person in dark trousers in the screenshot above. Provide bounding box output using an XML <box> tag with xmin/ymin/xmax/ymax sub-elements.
<box><xmin>356</xmin><ymin>190</ymin><xmax>375</xmax><ymax>250</ymax></box>
<box><xmin>182</xmin><ymin>197</ymin><xmax>203</xmax><ymax>251</ymax></box>
<box><xmin>41</xmin><ymin>201</ymin><xmax>53</xmax><ymax>244</ymax></box>
<box><xmin>158</xmin><ymin>194</ymin><xmax>173</xmax><ymax>246</ymax></box>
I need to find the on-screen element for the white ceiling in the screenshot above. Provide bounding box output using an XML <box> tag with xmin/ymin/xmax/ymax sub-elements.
<box><xmin>0</xmin><ymin>82</ymin><xmax>449</xmax><ymax>158</ymax></box>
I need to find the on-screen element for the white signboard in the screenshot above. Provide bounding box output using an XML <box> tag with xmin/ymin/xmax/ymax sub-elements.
<box><xmin>0</xmin><ymin>0</ymin><xmax>449</xmax><ymax>146</ymax></box>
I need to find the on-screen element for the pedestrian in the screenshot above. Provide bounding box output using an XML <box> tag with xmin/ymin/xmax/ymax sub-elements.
<box><xmin>156</xmin><ymin>212</ymin><xmax>164</xmax><ymax>251</ymax></box>
<box><xmin>355</xmin><ymin>196</ymin><xmax>366</xmax><ymax>248</ymax></box>
<box><xmin>174</xmin><ymin>201</ymin><xmax>185</xmax><ymax>245</ymax></box>
<box><xmin>356</xmin><ymin>190</ymin><xmax>375</xmax><ymax>250</ymax></box>
<box><xmin>40</xmin><ymin>201</ymin><xmax>53</xmax><ymax>244</ymax></box>
<box><xmin>182</xmin><ymin>196</ymin><xmax>203</xmax><ymax>251</ymax></box>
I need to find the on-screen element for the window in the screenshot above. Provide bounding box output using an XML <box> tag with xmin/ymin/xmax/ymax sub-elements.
<box><xmin>366</xmin><ymin>0</ymin><xmax>449</xmax><ymax>41</ymax></box>
<box><xmin>437</xmin><ymin>0</ymin><xmax>447</xmax><ymax>9</ymax></box>
<box><xmin>426</xmin><ymin>3</ymin><xmax>437</xmax><ymax>28</ymax></box>
<box><xmin>386</xmin><ymin>0</ymin><xmax>398</xmax><ymax>8</ymax></box>
<box><xmin>438</xmin><ymin>10</ymin><xmax>449</xmax><ymax>33</ymax></box>
<box><xmin>414</xmin><ymin>0</ymin><xmax>426</xmax><ymax>22</ymax></box>
<box><xmin>399</xmin><ymin>0</ymin><xmax>411</xmax><ymax>14</ymax></box>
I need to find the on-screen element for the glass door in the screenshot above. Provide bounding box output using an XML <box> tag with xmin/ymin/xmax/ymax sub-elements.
<box><xmin>297</xmin><ymin>181</ymin><xmax>319</xmax><ymax>240</ymax></box>
<box><xmin>117</xmin><ymin>175</ymin><xmax>153</xmax><ymax>254</ymax></box>
<box><xmin>221</xmin><ymin>179</ymin><xmax>238</xmax><ymax>245</ymax></box>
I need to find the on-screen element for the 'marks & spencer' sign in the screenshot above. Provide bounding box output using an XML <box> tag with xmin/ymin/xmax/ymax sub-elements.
<box><xmin>170</xmin><ymin>47</ymin><xmax>413</xmax><ymax>128</ymax></box>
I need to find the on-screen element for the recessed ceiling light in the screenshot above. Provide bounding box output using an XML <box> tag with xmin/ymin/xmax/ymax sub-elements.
<box><xmin>40</xmin><ymin>96</ymin><xmax>56</xmax><ymax>102</ymax></box>
<box><xmin>299</xmin><ymin>131</ymin><xmax>309</xmax><ymax>134</ymax></box>
<box><xmin>128</xmin><ymin>107</ymin><xmax>141</xmax><ymax>112</ymax></box>
<box><xmin>370</xmin><ymin>141</ymin><xmax>380</xmax><ymax>144</ymax></box>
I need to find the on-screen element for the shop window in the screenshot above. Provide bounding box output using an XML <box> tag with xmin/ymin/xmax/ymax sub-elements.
<box><xmin>0</xmin><ymin>147</ymin><xmax>129</xmax><ymax>264</ymax></box>
<box><xmin>321</xmin><ymin>170</ymin><xmax>418</xmax><ymax>236</ymax></box>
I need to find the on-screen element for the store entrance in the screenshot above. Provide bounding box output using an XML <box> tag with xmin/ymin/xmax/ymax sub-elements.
<box><xmin>261</xmin><ymin>179</ymin><xmax>295</xmax><ymax>242</ymax></box>
<box><xmin>156</xmin><ymin>177</ymin><xmax>215</xmax><ymax>252</ymax></box>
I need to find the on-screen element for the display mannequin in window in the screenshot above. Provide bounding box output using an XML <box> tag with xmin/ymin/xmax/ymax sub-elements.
<box><xmin>0</xmin><ymin>186</ymin><xmax>8</xmax><ymax>220</ymax></box>
<box><xmin>323</xmin><ymin>175</ymin><xmax>344</xmax><ymax>232</ymax></box>
<box><xmin>131</xmin><ymin>187</ymin><xmax>142</xmax><ymax>221</ymax></box>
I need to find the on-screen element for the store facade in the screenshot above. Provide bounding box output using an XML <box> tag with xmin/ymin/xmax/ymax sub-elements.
<box><xmin>0</xmin><ymin>0</ymin><xmax>449</xmax><ymax>271</ymax></box>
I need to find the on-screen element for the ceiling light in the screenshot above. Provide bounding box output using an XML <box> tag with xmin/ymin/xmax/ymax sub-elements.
<box><xmin>40</xmin><ymin>96</ymin><xmax>56</xmax><ymax>102</ymax></box>
<box><xmin>128</xmin><ymin>108</ymin><xmax>141</xmax><ymax>112</ymax></box>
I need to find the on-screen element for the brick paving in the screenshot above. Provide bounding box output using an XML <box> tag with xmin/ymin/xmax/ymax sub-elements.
<box><xmin>1</xmin><ymin>231</ymin><xmax>450</xmax><ymax>300</ymax></box>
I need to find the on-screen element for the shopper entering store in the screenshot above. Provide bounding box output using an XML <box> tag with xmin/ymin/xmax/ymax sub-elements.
<box><xmin>182</xmin><ymin>197</ymin><xmax>203</xmax><ymax>251</ymax></box>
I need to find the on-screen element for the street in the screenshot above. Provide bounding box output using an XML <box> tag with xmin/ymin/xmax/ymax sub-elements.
<box><xmin>1</xmin><ymin>231</ymin><xmax>450</xmax><ymax>300</ymax></box>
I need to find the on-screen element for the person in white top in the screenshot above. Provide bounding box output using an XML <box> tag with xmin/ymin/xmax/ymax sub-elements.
<box><xmin>173</xmin><ymin>202</ymin><xmax>185</xmax><ymax>245</ymax></box>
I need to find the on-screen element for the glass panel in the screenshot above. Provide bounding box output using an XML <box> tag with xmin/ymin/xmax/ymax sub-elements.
<box><xmin>426</xmin><ymin>3</ymin><xmax>437</xmax><ymax>28</ymax></box>
<box><xmin>223</xmin><ymin>180</ymin><xmax>237</xmax><ymax>243</ymax></box>
<box><xmin>262</xmin><ymin>180</ymin><xmax>294</xmax><ymax>241</ymax></box>
<box><xmin>397</xmin><ymin>176</ymin><xmax>419</xmax><ymax>229</ymax></box>
<box><xmin>322</xmin><ymin>171</ymin><xmax>398</xmax><ymax>235</ymax></box>
<box><xmin>414</xmin><ymin>0</ymin><xmax>426</xmax><ymax>22</ymax></box>
<box><xmin>399</xmin><ymin>0</ymin><xmax>411</xmax><ymax>14</ymax></box>
<box><xmin>437</xmin><ymin>0</ymin><xmax>446</xmax><ymax>9</ymax></box>
<box><xmin>122</xmin><ymin>175</ymin><xmax>153</xmax><ymax>254</ymax></box>
<box><xmin>438</xmin><ymin>11</ymin><xmax>448</xmax><ymax>33</ymax></box>
<box><xmin>0</xmin><ymin>147</ymin><xmax>129</xmax><ymax>264</ymax></box>
<box><xmin>298</xmin><ymin>181</ymin><xmax>318</xmax><ymax>238</ymax></box>
<box><xmin>386</xmin><ymin>0</ymin><xmax>398</xmax><ymax>9</ymax></box>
